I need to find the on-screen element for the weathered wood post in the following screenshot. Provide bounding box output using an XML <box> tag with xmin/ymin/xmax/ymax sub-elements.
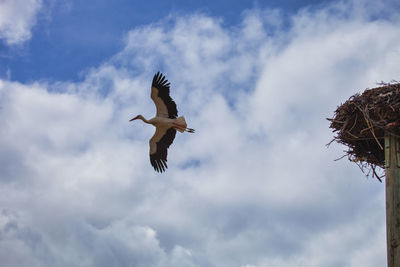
<box><xmin>385</xmin><ymin>132</ymin><xmax>400</xmax><ymax>266</ymax></box>
<box><xmin>328</xmin><ymin>83</ymin><xmax>400</xmax><ymax>267</ymax></box>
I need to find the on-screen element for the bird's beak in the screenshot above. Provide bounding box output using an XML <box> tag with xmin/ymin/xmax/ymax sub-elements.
<box><xmin>129</xmin><ymin>116</ymin><xmax>138</xmax><ymax>121</ymax></box>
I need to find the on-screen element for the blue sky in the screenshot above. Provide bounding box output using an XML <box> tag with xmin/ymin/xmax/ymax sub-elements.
<box><xmin>1</xmin><ymin>0</ymin><xmax>400</xmax><ymax>266</ymax></box>
<box><xmin>2</xmin><ymin>0</ymin><xmax>333</xmax><ymax>82</ymax></box>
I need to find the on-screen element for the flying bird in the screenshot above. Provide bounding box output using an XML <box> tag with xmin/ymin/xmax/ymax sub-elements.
<box><xmin>130</xmin><ymin>72</ymin><xmax>195</xmax><ymax>173</ymax></box>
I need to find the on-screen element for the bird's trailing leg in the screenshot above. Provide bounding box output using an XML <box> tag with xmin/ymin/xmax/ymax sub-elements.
<box><xmin>172</xmin><ymin>122</ymin><xmax>195</xmax><ymax>133</ymax></box>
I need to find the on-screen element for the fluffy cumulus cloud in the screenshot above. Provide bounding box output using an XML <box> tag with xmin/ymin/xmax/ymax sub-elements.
<box><xmin>0</xmin><ymin>0</ymin><xmax>43</xmax><ymax>45</ymax></box>
<box><xmin>1</xmin><ymin>0</ymin><xmax>400</xmax><ymax>266</ymax></box>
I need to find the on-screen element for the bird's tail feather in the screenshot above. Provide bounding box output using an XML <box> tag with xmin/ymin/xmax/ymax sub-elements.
<box><xmin>175</xmin><ymin>116</ymin><xmax>187</xmax><ymax>133</ymax></box>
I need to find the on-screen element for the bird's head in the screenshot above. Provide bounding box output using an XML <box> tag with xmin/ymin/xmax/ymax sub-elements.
<box><xmin>129</xmin><ymin>115</ymin><xmax>143</xmax><ymax>122</ymax></box>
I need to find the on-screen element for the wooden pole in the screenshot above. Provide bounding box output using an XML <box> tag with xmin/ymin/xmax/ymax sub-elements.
<box><xmin>385</xmin><ymin>132</ymin><xmax>400</xmax><ymax>267</ymax></box>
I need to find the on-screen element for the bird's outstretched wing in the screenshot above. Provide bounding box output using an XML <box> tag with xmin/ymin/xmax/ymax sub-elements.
<box><xmin>149</xmin><ymin>127</ymin><xmax>177</xmax><ymax>172</ymax></box>
<box><xmin>151</xmin><ymin>72</ymin><xmax>178</xmax><ymax>119</ymax></box>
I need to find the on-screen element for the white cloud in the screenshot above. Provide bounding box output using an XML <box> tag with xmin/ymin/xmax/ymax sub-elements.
<box><xmin>0</xmin><ymin>0</ymin><xmax>399</xmax><ymax>266</ymax></box>
<box><xmin>0</xmin><ymin>0</ymin><xmax>42</xmax><ymax>45</ymax></box>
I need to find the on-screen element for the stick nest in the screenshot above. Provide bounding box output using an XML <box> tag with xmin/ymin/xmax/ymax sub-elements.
<box><xmin>328</xmin><ymin>82</ymin><xmax>400</xmax><ymax>181</ymax></box>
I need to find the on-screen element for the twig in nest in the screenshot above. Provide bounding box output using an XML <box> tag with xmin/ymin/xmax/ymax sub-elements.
<box><xmin>348</xmin><ymin>114</ymin><xmax>358</xmax><ymax>132</ymax></box>
<box><xmin>334</xmin><ymin>154</ymin><xmax>347</xmax><ymax>161</ymax></box>
<box><xmin>326</xmin><ymin>139</ymin><xmax>335</xmax><ymax>147</ymax></box>
<box><xmin>363</xmin><ymin>113</ymin><xmax>384</xmax><ymax>150</ymax></box>
<box><xmin>371</xmin><ymin>166</ymin><xmax>382</xmax><ymax>183</ymax></box>
<box><xmin>345</xmin><ymin>131</ymin><xmax>359</xmax><ymax>139</ymax></box>
<box><xmin>326</xmin><ymin>118</ymin><xmax>345</xmax><ymax>123</ymax></box>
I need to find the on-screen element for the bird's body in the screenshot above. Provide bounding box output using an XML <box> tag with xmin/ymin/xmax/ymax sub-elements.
<box><xmin>130</xmin><ymin>72</ymin><xmax>195</xmax><ymax>172</ymax></box>
<box><xmin>146</xmin><ymin>116</ymin><xmax>186</xmax><ymax>131</ymax></box>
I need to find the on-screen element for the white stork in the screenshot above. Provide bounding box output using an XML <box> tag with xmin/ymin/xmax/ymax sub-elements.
<box><xmin>130</xmin><ymin>72</ymin><xmax>195</xmax><ymax>172</ymax></box>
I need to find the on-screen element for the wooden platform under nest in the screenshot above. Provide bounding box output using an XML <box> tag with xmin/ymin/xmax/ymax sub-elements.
<box><xmin>328</xmin><ymin>82</ymin><xmax>400</xmax><ymax>180</ymax></box>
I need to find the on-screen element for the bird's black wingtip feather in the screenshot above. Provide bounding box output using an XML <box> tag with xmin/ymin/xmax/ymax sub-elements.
<box><xmin>150</xmin><ymin>154</ymin><xmax>168</xmax><ymax>173</ymax></box>
<box><xmin>152</xmin><ymin>71</ymin><xmax>170</xmax><ymax>88</ymax></box>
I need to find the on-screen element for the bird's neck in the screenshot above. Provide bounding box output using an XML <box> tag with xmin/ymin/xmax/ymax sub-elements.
<box><xmin>139</xmin><ymin>115</ymin><xmax>150</xmax><ymax>124</ymax></box>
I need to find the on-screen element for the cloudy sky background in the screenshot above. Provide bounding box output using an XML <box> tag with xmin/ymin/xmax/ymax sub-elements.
<box><xmin>1</xmin><ymin>0</ymin><xmax>400</xmax><ymax>266</ymax></box>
